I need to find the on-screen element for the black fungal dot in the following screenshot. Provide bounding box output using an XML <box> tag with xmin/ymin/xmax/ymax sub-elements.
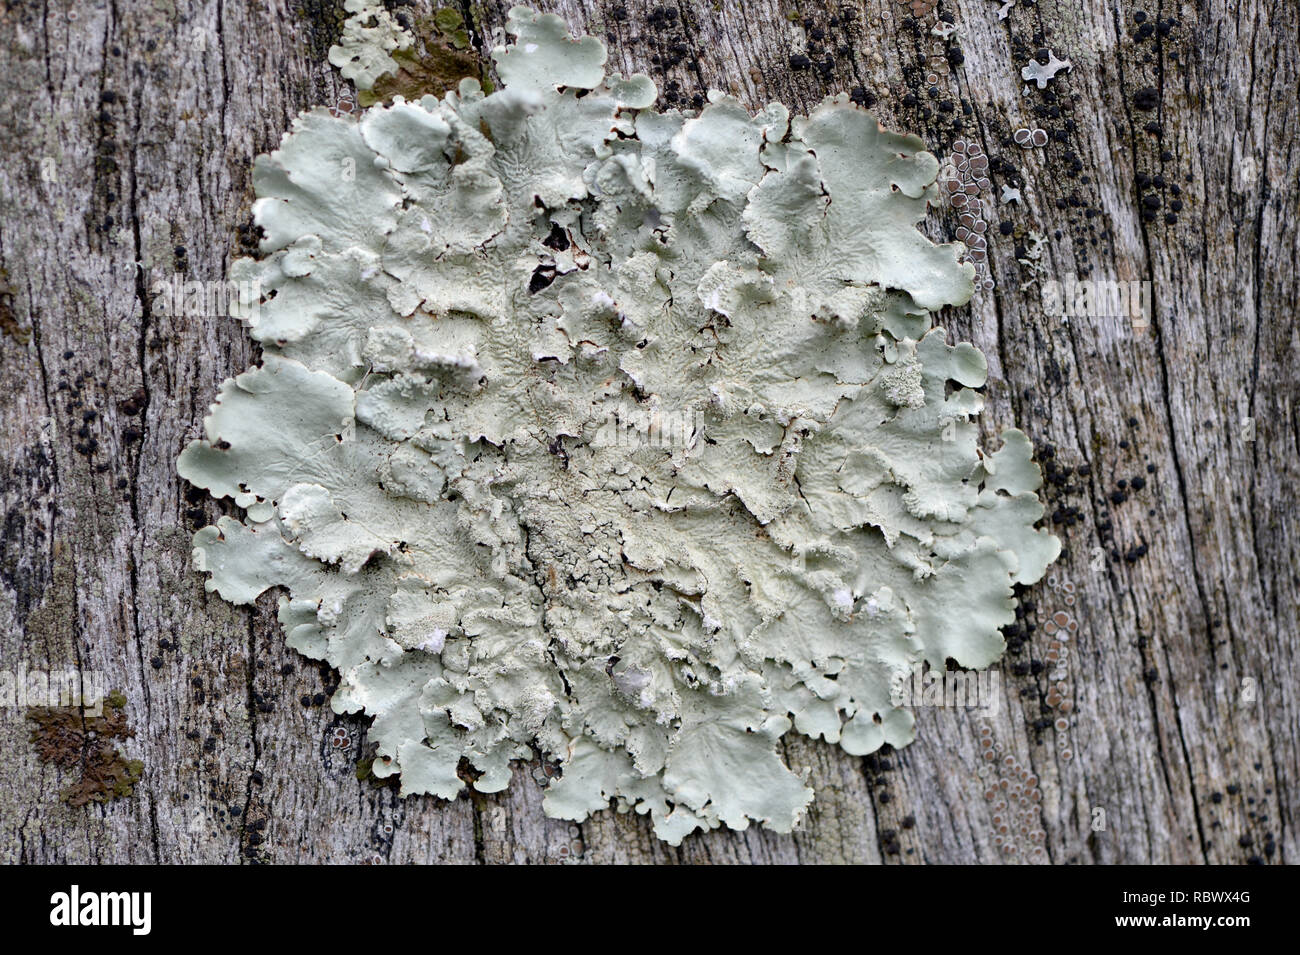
<box><xmin>1125</xmin><ymin>543</ymin><xmax>1149</xmax><ymax>562</ymax></box>
<box><xmin>1134</xmin><ymin>87</ymin><xmax>1160</xmax><ymax>110</ymax></box>
<box><xmin>849</xmin><ymin>86</ymin><xmax>877</xmax><ymax>108</ymax></box>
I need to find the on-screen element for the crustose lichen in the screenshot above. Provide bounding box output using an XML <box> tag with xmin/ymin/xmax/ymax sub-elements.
<box><xmin>179</xmin><ymin>7</ymin><xmax>1059</xmax><ymax>843</ymax></box>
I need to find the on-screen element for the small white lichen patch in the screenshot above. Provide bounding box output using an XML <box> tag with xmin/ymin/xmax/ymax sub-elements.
<box><xmin>1022</xmin><ymin>50</ymin><xmax>1072</xmax><ymax>89</ymax></box>
<box><xmin>328</xmin><ymin>0</ymin><xmax>415</xmax><ymax>91</ymax></box>
<box><xmin>987</xmin><ymin>0</ymin><xmax>1017</xmax><ymax>21</ymax></box>
<box><xmin>181</xmin><ymin>6</ymin><xmax>1059</xmax><ymax>843</ymax></box>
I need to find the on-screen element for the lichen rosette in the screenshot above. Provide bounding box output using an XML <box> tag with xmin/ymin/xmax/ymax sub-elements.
<box><xmin>179</xmin><ymin>7</ymin><xmax>1058</xmax><ymax>843</ymax></box>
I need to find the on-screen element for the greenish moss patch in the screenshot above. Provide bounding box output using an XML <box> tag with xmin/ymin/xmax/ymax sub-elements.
<box><xmin>27</xmin><ymin>689</ymin><xmax>144</xmax><ymax>808</ymax></box>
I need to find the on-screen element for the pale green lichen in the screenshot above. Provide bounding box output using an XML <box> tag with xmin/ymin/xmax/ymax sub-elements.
<box><xmin>328</xmin><ymin>0</ymin><xmax>415</xmax><ymax>91</ymax></box>
<box><xmin>180</xmin><ymin>7</ymin><xmax>1059</xmax><ymax>843</ymax></box>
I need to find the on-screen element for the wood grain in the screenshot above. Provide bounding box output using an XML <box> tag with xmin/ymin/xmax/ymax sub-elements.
<box><xmin>0</xmin><ymin>0</ymin><xmax>1294</xmax><ymax>864</ymax></box>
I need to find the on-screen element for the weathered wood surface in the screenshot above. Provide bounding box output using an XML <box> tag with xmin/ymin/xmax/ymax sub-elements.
<box><xmin>0</xmin><ymin>0</ymin><xmax>1295</xmax><ymax>864</ymax></box>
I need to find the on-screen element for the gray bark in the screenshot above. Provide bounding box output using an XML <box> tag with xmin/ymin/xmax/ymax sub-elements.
<box><xmin>0</xmin><ymin>0</ymin><xmax>1294</xmax><ymax>864</ymax></box>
